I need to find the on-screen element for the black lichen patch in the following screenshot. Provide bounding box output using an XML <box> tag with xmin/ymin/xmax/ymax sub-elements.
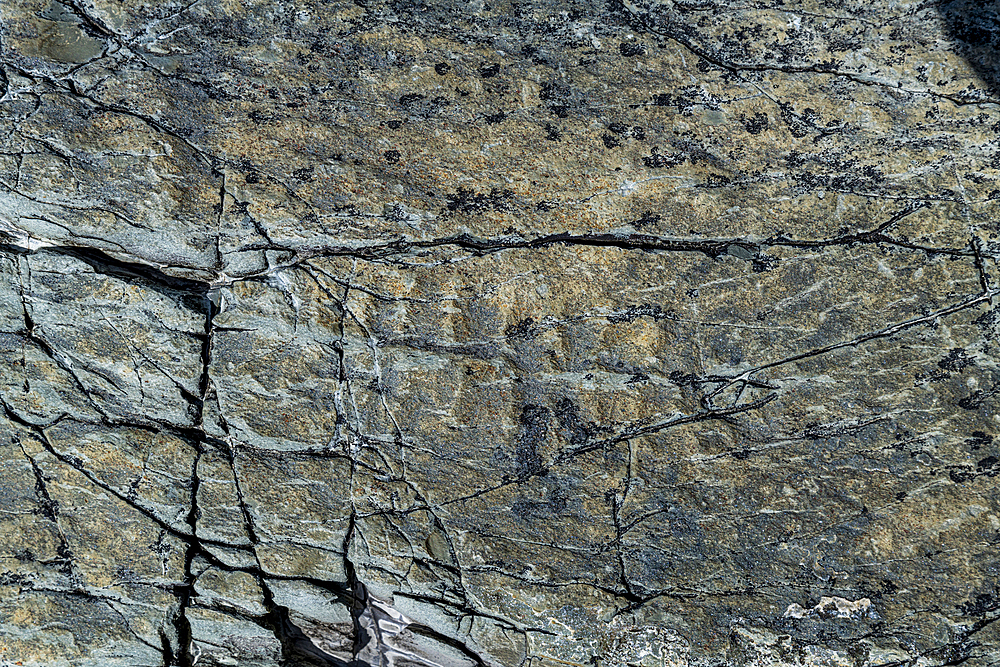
<box><xmin>957</xmin><ymin>383</ymin><xmax>999</xmax><ymax>409</ymax></box>
<box><xmin>554</xmin><ymin>398</ymin><xmax>601</xmax><ymax>448</ymax></box>
<box><xmin>961</xmin><ymin>591</ymin><xmax>1000</xmax><ymax>617</ymax></box>
<box><xmin>642</xmin><ymin>149</ymin><xmax>684</xmax><ymax>168</ymax></box>
<box><xmin>742</xmin><ymin>112</ymin><xmax>769</xmax><ymax>134</ymax></box>
<box><xmin>977</xmin><ymin>455</ymin><xmax>999</xmax><ymax>472</ymax></box>
<box><xmin>619</xmin><ymin>42</ymin><xmax>646</xmax><ymax>56</ymax></box>
<box><xmin>506</xmin><ymin>317</ymin><xmax>539</xmax><ymax>340</ymax></box>
<box><xmin>608</xmin><ymin>304</ymin><xmax>669</xmax><ymax>323</ymax></box>
<box><xmin>698</xmin><ymin>173</ymin><xmax>732</xmax><ymax>188</ymax></box>
<box><xmin>751</xmin><ymin>253</ymin><xmax>780</xmax><ymax>273</ymax></box>
<box><xmin>632</xmin><ymin>211</ymin><xmax>661</xmax><ymax>229</ymax></box>
<box><xmin>668</xmin><ymin>371</ymin><xmax>699</xmax><ymax>387</ymax></box>
<box><xmin>965</xmin><ymin>431</ymin><xmax>995</xmax><ymax>450</ymax></box>
<box><xmin>539</xmin><ymin>82</ymin><xmax>573</xmax><ymax>117</ymax></box>
<box><xmin>938</xmin><ymin>348</ymin><xmax>975</xmax><ymax>372</ymax></box>
<box><xmin>445</xmin><ymin>187</ymin><xmax>515</xmax><ymax>213</ymax></box>
<box><xmin>399</xmin><ymin>92</ymin><xmax>427</xmax><ymax>107</ymax></box>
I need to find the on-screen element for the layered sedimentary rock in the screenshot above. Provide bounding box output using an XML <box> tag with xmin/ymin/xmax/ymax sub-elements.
<box><xmin>1</xmin><ymin>0</ymin><xmax>999</xmax><ymax>665</ymax></box>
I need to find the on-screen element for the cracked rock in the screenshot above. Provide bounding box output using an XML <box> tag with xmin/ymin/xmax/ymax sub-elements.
<box><xmin>2</xmin><ymin>0</ymin><xmax>1000</xmax><ymax>665</ymax></box>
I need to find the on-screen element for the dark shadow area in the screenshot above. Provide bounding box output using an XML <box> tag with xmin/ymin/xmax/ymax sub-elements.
<box><xmin>937</xmin><ymin>0</ymin><xmax>1000</xmax><ymax>96</ymax></box>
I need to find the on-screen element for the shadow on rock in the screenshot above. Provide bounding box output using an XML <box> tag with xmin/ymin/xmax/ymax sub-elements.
<box><xmin>937</xmin><ymin>0</ymin><xmax>1000</xmax><ymax>95</ymax></box>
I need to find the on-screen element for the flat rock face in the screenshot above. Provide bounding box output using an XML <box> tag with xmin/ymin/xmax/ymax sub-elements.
<box><xmin>1</xmin><ymin>0</ymin><xmax>999</xmax><ymax>665</ymax></box>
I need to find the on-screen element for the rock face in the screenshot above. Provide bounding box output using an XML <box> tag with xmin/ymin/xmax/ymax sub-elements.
<box><xmin>1</xmin><ymin>0</ymin><xmax>999</xmax><ymax>665</ymax></box>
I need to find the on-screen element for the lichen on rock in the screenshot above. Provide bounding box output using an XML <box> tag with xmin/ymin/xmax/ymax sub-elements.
<box><xmin>1</xmin><ymin>0</ymin><xmax>1000</xmax><ymax>665</ymax></box>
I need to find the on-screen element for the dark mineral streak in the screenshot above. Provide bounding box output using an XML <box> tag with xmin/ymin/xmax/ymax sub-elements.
<box><xmin>1</xmin><ymin>0</ymin><xmax>1000</xmax><ymax>665</ymax></box>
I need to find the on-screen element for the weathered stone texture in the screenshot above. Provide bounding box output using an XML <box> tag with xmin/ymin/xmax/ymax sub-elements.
<box><xmin>1</xmin><ymin>0</ymin><xmax>1000</xmax><ymax>665</ymax></box>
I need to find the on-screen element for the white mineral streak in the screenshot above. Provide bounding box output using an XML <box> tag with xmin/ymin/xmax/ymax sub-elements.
<box><xmin>783</xmin><ymin>596</ymin><xmax>875</xmax><ymax>620</ymax></box>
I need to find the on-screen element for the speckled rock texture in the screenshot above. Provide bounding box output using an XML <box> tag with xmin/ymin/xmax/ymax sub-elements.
<box><xmin>1</xmin><ymin>0</ymin><xmax>999</xmax><ymax>665</ymax></box>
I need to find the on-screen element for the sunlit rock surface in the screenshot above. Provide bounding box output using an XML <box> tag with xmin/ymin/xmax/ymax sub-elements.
<box><xmin>1</xmin><ymin>0</ymin><xmax>1000</xmax><ymax>665</ymax></box>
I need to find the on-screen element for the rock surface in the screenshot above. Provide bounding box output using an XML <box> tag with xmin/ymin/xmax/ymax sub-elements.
<box><xmin>1</xmin><ymin>0</ymin><xmax>999</xmax><ymax>665</ymax></box>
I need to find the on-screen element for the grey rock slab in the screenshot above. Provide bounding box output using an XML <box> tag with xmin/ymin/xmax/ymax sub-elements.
<box><xmin>187</xmin><ymin>607</ymin><xmax>282</xmax><ymax>667</ymax></box>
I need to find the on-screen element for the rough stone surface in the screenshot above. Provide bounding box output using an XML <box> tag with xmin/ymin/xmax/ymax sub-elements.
<box><xmin>1</xmin><ymin>0</ymin><xmax>999</xmax><ymax>665</ymax></box>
